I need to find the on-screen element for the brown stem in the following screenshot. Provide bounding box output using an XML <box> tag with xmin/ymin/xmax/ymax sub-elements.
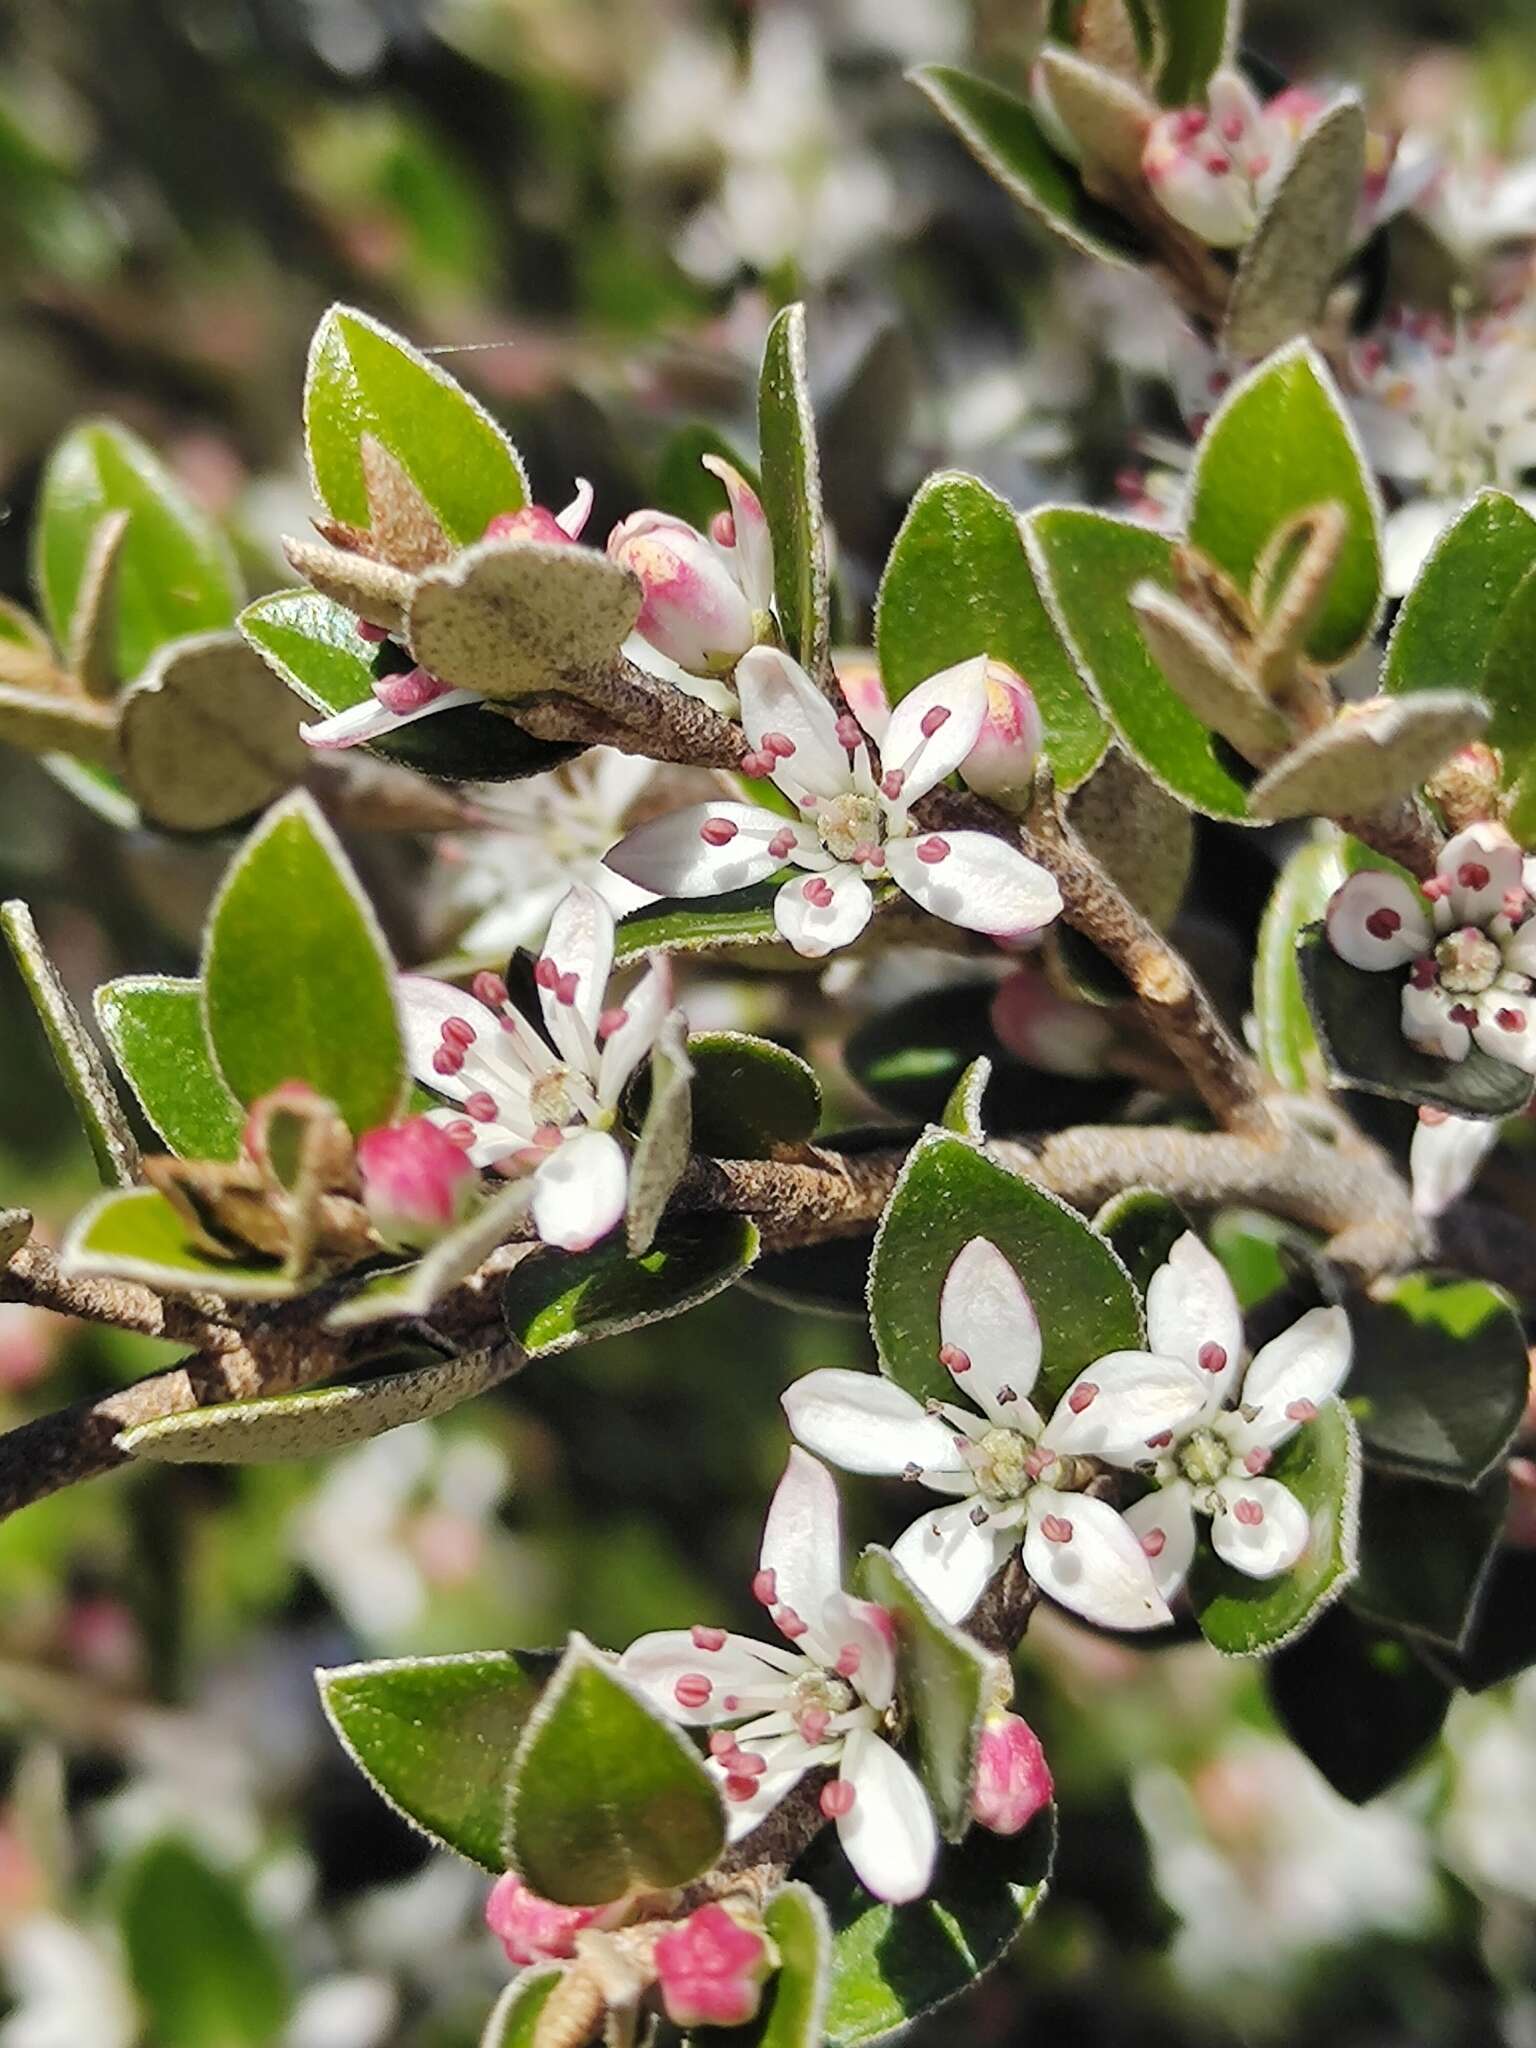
<box><xmin>1337</xmin><ymin>796</ymin><xmax>1444</xmax><ymax>881</ymax></box>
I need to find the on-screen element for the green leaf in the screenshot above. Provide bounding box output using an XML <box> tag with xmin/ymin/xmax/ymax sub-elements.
<box><xmin>116</xmin><ymin>631</ymin><xmax>308</xmax><ymax>834</ymax></box>
<box><xmin>1349</xmin><ymin>1466</ymin><xmax>1507</xmax><ymax>1652</ymax></box>
<box><xmin>716</xmin><ymin>1884</ymin><xmax>832</xmax><ymax>2048</ymax></box>
<box><xmin>912</xmin><ymin>66</ymin><xmax>1145</xmax><ymax>267</ymax></box>
<box><xmin>305</xmin><ymin>304</ymin><xmax>528</xmax><ymax>546</ymax></box>
<box><xmin>758</xmin><ymin>304</ymin><xmax>830</xmax><ymax>679</ymax></box>
<box><xmin>1345</xmin><ymin>1271</ymin><xmax>1529</xmax><ymax>1485</ymax></box>
<box><xmin>1152</xmin><ymin>0</ymin><xmax>1230</xmax><ymax>103</ymax></box>
<box><xmin>34</xmin><ymin>420</ymin><xmax>240</xmax><ymax>684</ymax></box>
<box><xmin>1091</xmin><ymin>1187</ymin><xmax>1188</xmax><ymax>1297</ymax></box>
<box><xmin>1266</xmin><ymin>1604</ymin><xmax>1449</xmax><ymax>1804</ymax></box>
<box><xmin>504</xmin><ymin>1635</ymin><xmax>725</xmax><ymax>1906</ymax></box>
<box><xmin>239</xmin><ymin>589</ymin><xmax>572</xmax><ymax>782</ymax></box>
<box><xmin>627</xmin><ymin>1012</ymin><xmax>693</xmax><ymax>1256</ymax></box>
<box><xmin>1222</xmin><ymin>98</ymin><xmax>1365</xmax><ymax>362</ymax></box>
<box><xmin>2</xmin><ymin>899</ymin><xmax>139</xmax><ymax>1186</ymax></box>
<box><xmin>117</xmin><ymin>1837</ymin><xmax>290</xmax><ymax>2048</ymax></box>
<box><xmin>502</xmin><ymin>1216</ymin><xmax>759</xmax><ymax>1356</ymax></box>
<box><xmin>116</xmin><ymin>1347</ymin><xmax>521</xmax><ymax>1465</ymax></box>
<box><xmin>1188</xmin><ymin>1397</ymin><xmax>1361</xmax><ymax>1656</ymax></box>
<box><xmin>1296</xmin><ymin>922</ymin><xmax>1534</xmax><ymax>1119</ymax></box>
<box><xmin>1253</xmin><ymin>829</ymin><xmax>1355</xmax><ymax>1091</ymax></box>
<box><xmin>874</xmin><ymin>471</ymin><xmax>1105</xmax><ymax>787</ymax></box>
<box><xmin>319</xmin><ymin>1649</ymin><xmax>559</xmax><ymax>1869</ymax></box>
<box><xmin>202</xmin><ymin>791</ymin><xmax>405</xmax><ymax>1135</ymax></box>
<box><xmin>1384</xmin><ymin>488</ymin><xmax>1536</xmax><ymax>695</ymax></box>
<box><xmin>1479</xmin><ymin>557</ymin><xmax>1536</xmax><ymax>831</ymax></box>
<box><xmin>481</xmin><ymin>1970</ymin><xmax>563</xmax><ymax>2048</ymax></box>
<box><xmin>1186</xmin><ymin>341</ymin><xmax>1383</xmax><ymax>667</ymax></box>
<box><xmin>941</xmin><ymin>1057</ymin><xmax>990</xmax><ymax>1139</ymax></box>
<box><xmin>869</xmin><ymin>1130</ymin><xmax>1141</xmax><ymax>1410</ymax></box>
<box><xmin>95</xmin><ymin>976</ymin><xmax>243</xmax><ymax>1161</ymax></box>
<box><xmin>615</xmin><ymin>883</ymin><xmax>784</xmax><ymax>963</ymax></box>
<box><xmin>858</xmin><ymin>1548</ymin><xmax>991</xmax><ymax>1841</ymax></box>
<box><xmin>1026</xmin><ymin>508</ymin><xmax>1252</xmax><ymax>820</ymax></box>
<box><xmin>61</xmin><ymin>1187</ymin><xmax>295</xmax><ymax>1300</ymax></box>
<box><xmin>1424</xmin><ymin>1549</ymin><xmax>1536</xmax><ymax>1694</ymax></box>
<box><xmin>689</xmin><ymin>1033</ymin><xmax>821</xmax><ymax>1158</ymax></box>
<box><xmin>1209</xmin><ymin>1206</ymin><xmax>1331</xmax><ymax>1314</ymax></box>
<box><xmin>812</xmin><ymin>1805</ymin><xmax>1054</xmax><ymax>2048</ymax></box>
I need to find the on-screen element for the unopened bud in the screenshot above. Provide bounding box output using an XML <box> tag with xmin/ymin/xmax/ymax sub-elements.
<box><xmin>484</xmin><ymin>1874</ymin><xmax>604</xmax><ymax>1966</ymax></box>
<box><xmin>654</xmin><ymin>1903</ymin><xmax>774</xmax><ymax>2030</ymax></box>
<box><xmin>356</xmin><ymin>1116</ymin><xmax>477</xmax><ymax>1249</ymax></box>
<box><xmin>959</xmin><ymin>661</ymin><xmax>1043</xmax><ymax>809</ymax></box>
<box><xmin>483</xmin><ymin>505</ymin><xmax>575</xmax><ymax>546</ymax></box>
<box><xmin>990</xmin><ymin>968</ymin><xmax>1116</xmax><ymax>1078</ymax></box>
<box><xmin>1142</xmin><ymin>70</ymin><xmax>1288</xmax><ymax>248</ymax></box>
<box><xmin>972</xmin><ymin>1711</ymin><xmax>1053</xmax><ymax>1836</ymax></box>
<box><xmin>608</xmin><ymin>510</ymin><xmax>756</xmax><ymax>675</ymax></box>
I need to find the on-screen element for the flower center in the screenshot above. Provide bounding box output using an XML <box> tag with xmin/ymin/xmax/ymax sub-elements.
<box><xmin>530</xmin><ymin>1069</ymin><xmax>580</xmax><ymax>1127</ymax></box>
<box><xmin>974</xmin><ymin>1426</ymin><xmax>1034</xmax><ymax>1504</ymax></box>
<box><xmin>818</xmin><ymin>793</ymin><xmax>883</xmax><ymax>865</ymax></box>
<box><xmin>1435</xmin><ymin>926</ymin><xmax>1502</xmax><ymax>995</ymax></box>
<box><xmin>1177</xmin><ymin>1428</ymin><xmax>1230</xmax><ymax>1489</ymax></box>
<box><xmin>790</xmin><ymin>1670</ymin><xmax>856</xmax><ymax>1721</ymax></box>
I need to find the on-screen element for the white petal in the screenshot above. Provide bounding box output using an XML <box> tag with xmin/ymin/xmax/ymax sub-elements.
<box><xmin>556</xmin><ymin>477</ymin><xmax>594</xmax><ymax>539</ymax></box>
<box><xmin>398</xmin><ymin>975</ymin><xmax>533</xmax><ymax>1117</ymax></box>
<box><xmin>715</xmin><ymin>1741</ymin><xmax>813</xmax><ymax>1843</ymax></box>
<box><xmin>836</xmin><ymin>1729</ymin><xmax>938</xmax><ymax>1905</ymax></box>
<box><xmin>1402</xmin><ymin>980</ymin><xmax>1472</xmax><ymax>1061</ymax></box>
<box><xmin>885</xmin><ymin>831</ymin><xmax>1062</xmax><ymax>941</ymax></box>
<box><xmin>604</xmin><ymin>803</ymin><xmax>800</xmax><ymax>896</ymax></box>
<box><xmin>881</xmin><ymin>659</ymin><xmax>989</xmax><ymax>805</ymax></box>
<box><xmin>1410</xmin><ymin>1112</ymin><xmax>1499</xmax><ymax>1220</ymax></box>
<box><xmin>773</xmin><ymin>866</ymin><xmax>872</xmax><ymax>958</ymax></box>
<box><xmin>1472</xmin><ymin>988</ymin><xmax>1536</xmax><ymax>1073</ymax></box>
<box><xmin>819</xmin><ymin>1591</ymin><xmax>898</xmax><ymax>1713</ymax></box>
<box><xmin>759</xmin><ymin>1448</ymin><xmax>844</xmax><ymax>1632</ymax></box>
<box><xmin>1239</xmin><ymin>1306</ymin><xmax>1352</xmax><ymax>1450</ymax></box>
<box><xmin>538</xmin><ymin>884</ymin><xmax>614</xmax><ymax>1066</ymax></box>
<box><xmin>300</xmin><ymin>687</ymin><xmax>484</xmax><ymax>751</ymax></box>
<box><xmin>701</xmin><ymin>455</ymin><xmax>774</xmax><ymax>613</ymax></box>
<box><xmin>423</xmin><ymin>1106</ymin><xmax>522</xmax><ymax>1170</ymax></box>
<box><xmin>890</xmin><ymin>1499</ymin><xmax>1012</xmax><ymax>1625</ymax></box>
<box><xmin>736</xmin><ymin>646</ymin><xmax>851</xmax><ymax>802</ymax></box>
<box><xmin>1383</xmin><ymin>499</ymin><xmax>1457</xmax><ymax>598</ymax></box>
<box><xmin>1502</xmin><ymin>918</ymin><xmax>1536</xmax><ymax>977</ymax></box>
<box><xmin>1121</xmin><ymin>1481</ymin><xmax>1197</xmax><ymax>1604</ymax></box>
<box><xmin>1146</xmin><ymin>1231</ymin><xmax>1245</xmax><ymax>1415</ymax></box>
<box><xmin>1209</xmin><ymin>1477</ymin><xmax>1310</xmax><ymax>1578</ymax></box>
<box><xmin>1324</xmin><ymin>871</ymin><xmax>1431</xmax><ymax>971</ymax></box>
<box><xmin>530</xmin><ymin>1128</ymin><xmax>628</xmax><ymax>1251</ymax></box>
<box><xmin>1023</xmin><ymin>1489</ymin><xmax>1172</xmax><ymax>1632</ymax></box>
<box><xmin>597</xmin><ymin>956</ymin><xmax>672</xmax><ymax>1109</ymax></box>
<box><xmin>1439</xmin><ymin>823</ymin><xmax>1523</xmax><ymax>928</ymax></box>
<box><xmin>1042</xmin><ymin>1351</ymin><xmax>1207</xmax><ymax>1466</ymax></box>
<box><xmin>619</xmin><ymin>1630</ymin><xmax>795</xmax><ymax>1725</ymax></box>
<box><xmin>939</xmin><ymin>1235</ymin><xmax>1042</xmax><ymax>1421</ymax></box>
<box><xmin>782</xmin><ymin>1369</ymin><xmax>963</xmax><ymax>1479</ymax></box>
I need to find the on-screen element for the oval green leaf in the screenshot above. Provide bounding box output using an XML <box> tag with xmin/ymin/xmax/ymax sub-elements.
<box><xmin>1384</xmin><ymin>487</ymin><xmax>1536</xmax><ymax>695</ymax></box>
<box><xmin>614</xmin><ymin>884</ymin><xmax>784</xmax><ymax>963</ymax></box>
<box><xmin>481</xmin><ymin>1970</ymin><xmax>563</xmax><ymax>2048</ymax></box>
<box><xmin>689</xmin><ymin>1032</ymin><xmax>821</xmax><ymax>1158</ymax></box>
<box><xmin>1348</xmin><ymin>1465</ymin><xmax>1507</xmax><ymax>1653</ymax></box>
<box><xmin>1265</xmin><ymin>1603</ymin><xmax>1449</xmax><ymax>1805</ymax></box>
<box><xmin>61</xmin><ymin>1186</ymin><xmax>295</xmax><ymax>1300</ymax></box>
<box><xmin>118</xmin><ymin>1838</ymin><xmax>290</xmax><ymax>2048</ymax></box>
<box><xmin>501</xmin><ymin>1216</ymin><xmax>759</xmax><ymax>1357</ymax></box>
<box><xmin>95</xmin><ymin>975</ymin><xmax>243</xmax><ymax>1161</ymax></box>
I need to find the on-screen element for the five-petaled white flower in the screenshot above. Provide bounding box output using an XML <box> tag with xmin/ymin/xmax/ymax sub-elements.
<box><xmin>300</xmin><ymin>480</ymin><xmax>595</xmax><ymax>752</ymax></box>
<box><xmin>1086</xmin><ymin>1235</ymin><xmax>1352</xmax><ymax>1594</ymax></box>
<box><xmin>1324</xmin><ymin>823</ymin><xmax>1536</xmax><ymax>1073</ymax></box>
<box><xmin>620</xmin><ymin>1448</ymin><xmax>939</xmax><ymax>1905</ymax></box>
<box><xmin>604</xmin><ymin>646</ymin><xmax>1063</xmax><ymax>958</ymax></box>
<box><xmin>783</xmin><ymin>1236</ymin><xmax>1184</xmax><ymax>1631</ymax></box>
<box><xmin>399</xmin><ymin>883</ymin><xmax>669</xmax><ymax>1251</ymax></box>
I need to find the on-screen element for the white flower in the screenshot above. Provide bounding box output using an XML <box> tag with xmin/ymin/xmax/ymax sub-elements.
<box><xmin>435</xmin><ymin>749</ymin><xmax>659</xmax><ymax>960</ymax></box>
<box><xmin>1324</xmin><ymin>823</ymin><xmax>1536</xmax><ymax>1072</ymax></box>
<box><xmin>607</xmin><ymin>459</ymin><xmax>773</xmax><ymax>677</ymax></box>
<box><xmin>1348</xmin><ymin>310</ymin><xmax>1536</xmax><ymax>594</ymax></box>
<box><xmin>604</xmin><ymin>648</ymin><xmax>1062</xmax><ymax>959</ymax></box>
<box><xmin>1094</xmin><ymin>1235</ymin><xmax>1352</xmax><ymax>1591</ymax></box>
<box><xmin>1143</xmin><ymin>71</ymin><xmax>1294</xmax><ymax>249</ymax></box>
<box><xmin>1415</xmin><ymin>149</ymin><xmax>1536</xmax><ymax>262</ymax></box>
<box><xmin>783</xmin><ymin>1236</ymin><xmax>1180</xmax><ymax>1630</ymax></box>
<box><xmin>1410</xmin><ymin>1107</ymin><xmax>1502</xmax><ymax>1220</ymax></box>
<box><xmin>620</xmin><ymin>1448</ymin><xmax>939</xmax><ymax>1905</ymax></box>
<box><xmin>299</xmin><ymin>480</ymin><xmax>594</xmax><ymax>752</ymax></box>
<box><xmin>401</xmin><ymin>883</ymin><xmax>671</xmax><ymax>1251</ymax></box>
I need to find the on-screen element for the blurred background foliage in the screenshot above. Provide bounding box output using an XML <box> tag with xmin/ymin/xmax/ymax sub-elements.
<box><xmin>1</xmin><ymin>1</ymin><xmax>1535</xmax><ymax>2043</ymax></box>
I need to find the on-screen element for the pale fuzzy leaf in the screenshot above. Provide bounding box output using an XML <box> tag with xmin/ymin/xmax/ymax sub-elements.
<box><xmin>282</xmin><ymin>536</ymin><xmax>415</xmax><ymax>637</ymax></box>
<box><xmin>0</xmin><ymin>682</ymin><xmax>121</xmax><ymax>770</ymax></box>
<box><xmin>0</xmin><ymin>1210</ymin><xmax>34</xmax><ymax>1263</ymax></box>
<box><xmin>117</xmin><ymin>631</ymin><xmax>308</xmax><ymax>833</ymax></box>
<box><xmin>625</xmin><ymin>1011</ymin><xmax>693</xmax><ymax>1257</ymax></box>
<box><xmin>358</xmin><ymin>434</ymin><xmax>454</xmax><ymax>572</ymax></box>
<box><xmin>1223</xmin><ymin>97</ymin><xmax>1367</xmax><ymax>361</ymax></box>
<box><xmin>406</xmin><ymin>540</ymin><xmax>641</xmax><ymax>699</ymax></box>
<box><xmin>1249</xmin><ymin>692</ymin><xmax>1489</xmax><ymax>822</ymax></box>
<box><xmin>65</xmin><ymin>508</ymin><xmax>130</xmax><ymax>700</ymax></box>
<box><xmin>1036</xmin><ymin>47</ymin><xmax>1156</xmax><ymax>182</ymax></box>
<box><xmin>1130</xmin><ymin>582</ymin><xmax>1289</xmax><ymax>762</ymax></box>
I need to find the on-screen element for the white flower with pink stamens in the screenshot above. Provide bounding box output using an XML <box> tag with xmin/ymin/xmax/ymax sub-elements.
<box><xmin>300</xmin><ymin>480</ymin><xmax>595</xmax><ymax>752</ymax></box>
<box><xmin>398</xmin><ymin>883</ymin><xmax>671</xmax><ymax>1252</ymax></box>
<box><xmin>607</xmin><ymin>458</ymin><xmax>773</xmax><ymax>677</ymax></box>
<box><xmin>619</xmin><ymin>1449</ymin><xmax>939</xmax><ymax>1905</ymax></box>
<box><xmin>1142</xmin><ymin>71</ymin><xmax>1294</xmax><ymax>249</ymax></box>
<box><xmin>603</xmin><ymin>647</ymin><xmax>1062</xmax><ymax>959</ymax></box>
<box><xmin>1102</xmin><ymin>1236</ymin><xmax>1352</xmax><ymax>1592</ymax></box>
<box><xmin>784</xmin><ymin>1236</ymin><xmax>1187</xmax><ymax>1631</ymax></box>
<box><xmin>1324</xmin><ymin>824</ymin><xmax>1536</xmax><ymax>1072</ymax></box>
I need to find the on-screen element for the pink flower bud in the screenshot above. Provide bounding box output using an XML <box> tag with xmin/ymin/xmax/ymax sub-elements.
<box><xmin>990</xmin><ymin>968</ymin><xmax>1115</xmax><ymax>1078</ymax></box>
<box><xmin>972</xmin><ymin>1712</ymin><xmax>1053</xmax><ymax>1836</ymax></box>
<box><xmin>654</xmin><ymin>1903</ymin><xmax>774</xmax><ymax>2030</ymax></box>
<box><xmin>958</xmin><ymin>661</ymin><xmax>1042</xmax><ymax>808</ymax></box>
<box><xmin>483</xmin><ymin>505</ymin><xmax>574</xmax><ymax>546</ymax></box>
<box><xmin>485</xmin><ymin>1874</ymin><xmax>602</xmax><ymax>1966</ymax></box>
<box><xmin>356</xmin><ymin>1116</ymin><xmax>477</xmax><ymax>1249</ymax></box>
<box><xmin>608</xmin><ymin>510</ymin><xmax>756</xmax><ymax>675</ymax></box>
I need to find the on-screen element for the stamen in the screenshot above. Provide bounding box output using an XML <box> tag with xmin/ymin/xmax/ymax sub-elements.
<box><xmin>442</xmin><ymin>1120</ymin><xmax>476</xmax><ymax>1149</ymax></box>
<box><xmin>1459</xmin><ymin>862</ymin><xmax>1491</xmax><ymax>891</ymax></box>
<box><xmin>597</xmin><ymin>1007</ymin><xmax>629</xmax><ymax>1039</ymax></box>
<box><xmin>1233</xmin><ymin>1498</ymin><xmax>1265</xmax><ymax>1527</ymax></box>
<box><xmin>1243</xmin><ymin>1447</ymin><xmax>1271</xmax><ymax>1475</ymax></box>
<box><xmin>356</xmin><ymin>620</ymin><xmax>388</xmax><ymax>643</ymax></box>
<box><xmin>533</xmin><ymin>957</ymin><xmax>559</xmax><ymax>990</ymax></box>
<box><xmin>1141</xmin><ymin>1528</ymin><xmax>1166</xmax><ymax>1559</ymax></box>
<box><xmin>1498</xmin><ymin>1007</ymin><xmax>1525</xmax><ymax>1032</ymax></box>
<box><xmin>1364</xmin><ymin>907</ymin><xmax>1402</xmax><ymax>941</ymax></box>
<box><xmin>995</xmin><ymin>1383</ymin><xmax>1018</xmax><ymax>1405</ymax></box>
<box><xmin>1449</xmin><ymin>1002</ymin><xmax>1480</xmax><ymax>1027</ymax></box>
<box><xmin>768</xmin><ymin>829</ymin><xmax>798</xmax><ymax>860</ymax></box>
<box><xmin>1410</xmin><ymin>957</ymin><xmax>1437</xmax><ymax>989</ymax></box>
<box><xmin>762</xmin><ymin>732</ymin><xmax>797</xmax><ymax>760</ymax></box>
<box><xmin>674</xmin><ymin>1674</ymin><xmax>712</xmax><ymax>1710</ymax></box>
<box><xmin>751</xmin><ymin>1569</ymin><xmax>778</xmax><ymax>1606</ymax></box>
<box><xmin>938</xmin><ymin>1343</ymin><xmax>971</xmax><ymax>1375</ymax></box>
<box><xmin>1284</xmin><ymin>1398</ymin><xmax>1317</xmax><ymax>1423</ymax></box>
<box><xmin>1024</xmin><ymin>1446</ymin><xmax>1054</xmax><ymax>1479</ymax></box>
<box><xmin>880</xmin><ymin>769</ymin><xmax>904</xmax><ymax>800</ymax></box>
<box><xmin>969</xmin><ymin>1503</ymin><xmax>989</xmax><ymax>1527</ymax></box>
<box><xmin>803</xmin><ymin>877</ymin><xmax>835</xmax><ymax>908</ymax></box>
<box><xmin>464</xmin><ymin>1091</ymin><xmax>498</xmax><ymax>1123</ymax></box>
<box><xmin>902</xmin><ymin>1462</ymin><xmax>922</xmax><ymax>1482</ymax></box>
<box><xmin>834</xmin><ymin>1644</ymin><xmax>862</xmax><ymax>1678</ymax></box>
<box><xmin>851</xmin><ymin>843</ymin><xmax>885</xmax><ymax>868</ymax></box>
<box><xmin>532</xmin><ymin>1123</ymin><xmax>564</xmax><ymax>1150</ymax></box>
<box><xmin>919</xmin><ymin>705</ymin><xmax>950</xmax><ymax>738</ymax></box>
<box><xmin>1067</xmin><ymin>1381</ymin><xmax>1098</xmax><ymax>1414</ymax></box>
<box><xmin>432</xmin><ymin>1046</ymin><xmax>464</xmax><ymax>1076</ymax></box>
<box><xmin>471</xmin><ymin>972</ymin><xmax>508</xmax><ymax>1009</ymax></box>
<box><xmin>1040</xmin><ymin>1513</ymin><xmax>1074</xmax><ymax>1545</ymax></box>
<box><xmin>1422</xmin><ymin>876</ymin><xmax>1452</xmax><ymax>902</ymax></box>
<box><xmin>1145</xmin><ymin>1430</ymin><xmax>1173</xmax><ymax>1450</ymax></box>
<box><xmin>700</xmin><ymin>817</ymin><xmax>739</xmax><ymax>847</ymax></box>
<box><xmin>730</xmin><ymin>1750</ymin><xmax>766</xmax><ymax>1778</ymax></box>
<box><xmin>774</xmin><ymin>1607</ymin><xmax>808</xmax><ymax>1641</ymax></box>
<box><xmin>799</xmin><ymin>1707</ymin><xmax>831</xmax><ymax>1745</ymax></box>
<box><xmin>820</xmin><ymin>1780</ymin><xmax>856</xmax><ymax>1819</ymax></box>
<box><xmin>555</xmin><ymin>971</ymin><xmax>580</xmax><ymax>1006</ymax></box>
<box><xmin>708</xmin><ymin>1731</ymin><xmax>740</xmax><ymax>1758</ymax></box>
<box><xmin>692</xmin><ymin>1625</ymin><xmax>727</xmax><ymax>1652</ymax></box>
<box><xmin>834</xmin><ymin>715</ymin><xmax>862</xmax><ymax>751</ymax></box>
<box><xmin>739</xmin><ymin>750</ymin><xmax>772</xmax><ymax>778</ymax></box>
<box><xmin>1198</xmin><ymin>1342</ymin><xmax>1227</xmax><ymax>1375</ymax></box>
<box><xmin>916</xmin><ymin>836</ymin><xmax>950</xmax><ymax>865</ymax></box>
<box><xmin>724</xmin><ymin>1774</ymin><xmax>761</xmax><ymax>1803</ymax></box>
<box><xmin>442</xmin><ymin>1016</ymin><xmax>476</xmax><ymax>1049</ymax></box>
